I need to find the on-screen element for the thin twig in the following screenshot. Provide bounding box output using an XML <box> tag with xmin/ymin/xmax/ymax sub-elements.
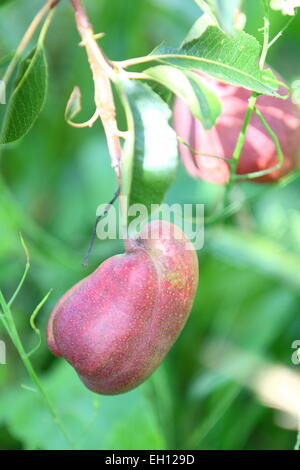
<box><xmin>228</xmin><ymin>3</ymin><xmax>271</xmax><ymax>181</ymax></box>
<box><xmin>223</xmin><ymin>6</ymin><xmax>271</xmax><ymax>204</ymax></box>
<box><xmin>82</xmin><ymin>188</ymin><xmax>121</xmax><ymax>267</ymax></box>
<box><xmin>234</xmin><ymin>105</ymin><xmax>283</xmax><ymax>180</ymax></box>
<box><xmin>228</xmin><ymin>93</ymin><xmax>258</xmax><ymax>183</ymax></box>
<box><xmin>259</xmin><ymin>15</ymin><xmax>270</xmax><ymax>69</ymax></box>
<box><xmin>268</xmin><ymin>15</ymin><xmax>295</xmax><ymax>49</ymax></box>
<box><xmin>178</xmin><ymin>136</ymin><xmax>233</xmax><ymax>163</ymax></box>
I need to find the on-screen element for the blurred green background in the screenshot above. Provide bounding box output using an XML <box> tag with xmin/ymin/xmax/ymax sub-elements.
<box><xmin>0</xmin><ymin>0</ymin><xmax>300</xmax><ymax>450</ymax></box>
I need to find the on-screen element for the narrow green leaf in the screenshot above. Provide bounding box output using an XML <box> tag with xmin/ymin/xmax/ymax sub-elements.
<box><xmin>27</xmin><ymin>289</ymin><xmax>52</xmax><ymax>358</ymax></box>
<box><xmin>0</xmin><ymin>45</ymin><xmax>48</xmax><ymax>144</ymax></box>
<box><xmin>64</xmin><ymin>86</ymin><xmax>82</xmax><ymax>124</ymax></box>
<box><xmin>8</xmin><ymin>233</ymin><xmax>30</xmax><ymax>307</ymax></box>
<box><xmin>150</xmin><ymin>26</ymin><xmax>283</xmax><ymax>97</ymax></box>
<box><xmin>120</xmin><ymin>79</ymin><xmax>178</xmax><ymax>228</ymax></box>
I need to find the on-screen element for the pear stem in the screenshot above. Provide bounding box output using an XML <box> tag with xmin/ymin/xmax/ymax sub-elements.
<box><xmin>82</xmin><ymin>188</ymin><xmax>121</xmax><ymax>267</ymax></box>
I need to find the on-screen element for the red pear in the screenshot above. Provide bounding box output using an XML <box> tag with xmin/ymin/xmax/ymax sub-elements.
<box><xmin>174</xmin><ymin>72</ymin><xmax>300</xmax><ymax>184</ymax></box>
<box><xmin>47</xmin><ymin>220</ymin><xmax>198</xmax><ymax>395</ymax></box>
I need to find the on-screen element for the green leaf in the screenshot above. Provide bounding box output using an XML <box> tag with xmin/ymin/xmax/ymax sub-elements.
<box><xmin>144</xmin><ymin>65</ymin><xmax>221</xmax><ymax>129</ymax></box>
<box><xmin>150</xmin><ymin>26</ymin><xmax>282</xmax><ymax>96</ymax></box>
<box><xmin>27</xmin><ymin>289</ymin><xmax>52</xmax><ymax>357</ymax></box>
<box><xmin>0</xmin><ymin>45</ymin><xmax>48</xmax><ymax>144</ymax></box>
<box><xmin>120</xmin><ymin>79</ymin><xmax>178</xmax><ymax>228</ymax></box>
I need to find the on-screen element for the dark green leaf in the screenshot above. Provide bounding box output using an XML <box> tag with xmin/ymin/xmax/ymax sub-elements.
<box><xmin>120</xmin><ymin>79</ymin><xmax>178</xmax><ymax>228</ymax></box>
<box><xmin>150</xmin><ymin>26</ymin><xmax>282</xmax><ymax>96</ymax></box>
<box><xmin>144</xmin><ymin>65</ymin><xmax>221</xmax><ymax>129</ymax></box>
<box><xmin>0</xmin><ymin>45</ymin><xmax>48</xmax><ymax>144</ymax></box>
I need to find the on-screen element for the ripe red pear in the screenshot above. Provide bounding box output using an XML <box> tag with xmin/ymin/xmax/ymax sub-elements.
<box><xmin>47</xmin><ymin>220</ymin><xmax>198</xmax><ymax>395</ymax></box>
<box><xmin>174</xmin><ymin>73</ymin><xmax>300</xmax><ymax>184</ymax></box>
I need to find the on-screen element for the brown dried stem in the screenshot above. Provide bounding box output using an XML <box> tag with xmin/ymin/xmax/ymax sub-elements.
<box><xmin>69</xmin><ymin>0</ymin><xmax>122</xmax><ymax>180</ymax></box>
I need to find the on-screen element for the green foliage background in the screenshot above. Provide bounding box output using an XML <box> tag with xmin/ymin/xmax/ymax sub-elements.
<box><xmin>0</xmin><ymin>0</ymin><xmax>300</xmax><ymax>450</ymax></box>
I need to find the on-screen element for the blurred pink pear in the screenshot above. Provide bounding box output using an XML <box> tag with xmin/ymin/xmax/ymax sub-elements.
<box><xmin>174</xmin><ymin>72</ymin><xmax>300</xmax><ymax>184</ymax></box>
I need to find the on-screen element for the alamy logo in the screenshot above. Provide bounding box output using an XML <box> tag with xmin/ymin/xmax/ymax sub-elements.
<box><xmin>291</xmin><ymin>340</ymin><xmax>300</xmax><ymax>365</ymax></box>
<box><xmin>0</xmin><ymin>80</ymin><xmax>6</xmax><ymax>105</ymax></box>
<box><xmin>95</xmin><ymin>199</ymin><xmax>205</xmax><ymax>250</ymax></box>
<box><xmin>0</xmin><ymin>340</ymin><xmax>6</xmax><ymax>365</ymax></box>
